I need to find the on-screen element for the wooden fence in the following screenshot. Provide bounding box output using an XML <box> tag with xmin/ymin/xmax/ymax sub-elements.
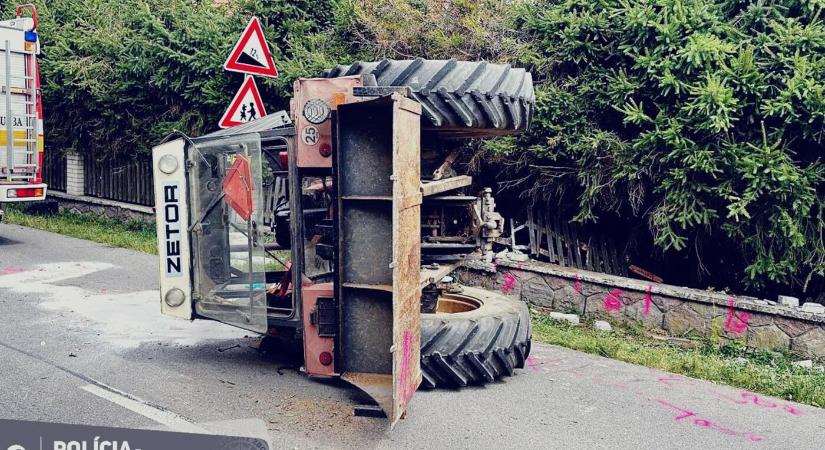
<box><xmin>525</xmin><ymin>208</ymin><xmax>627</xmax><ymax>276</ymax></box>
<box><xmin>42</xmin><ymin>151</ymin><xmax>67</xmax><ymax>192</ymax></box>
<box><xmin>84</xmin><ymin>154</ymin><xmax>155</xmax><ymax>206</ymax></box>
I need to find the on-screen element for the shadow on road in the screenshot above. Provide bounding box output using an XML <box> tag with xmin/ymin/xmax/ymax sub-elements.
<box><xmin>0</xmin><ymin>235</ymin><xmax>23</xmax><ymax>246</ymax></box>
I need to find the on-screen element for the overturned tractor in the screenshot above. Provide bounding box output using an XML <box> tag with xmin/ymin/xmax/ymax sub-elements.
<box><xmin>152</xmin><ymin>59</ymin><xmax>535</xmax><ymax>425</ymax></box>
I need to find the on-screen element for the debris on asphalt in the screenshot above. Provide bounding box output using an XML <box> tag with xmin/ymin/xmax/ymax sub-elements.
<box><xmin>276</xmin><ymin>366</ymin><xmax>300</xmax><ymax>376</ymax></box>
<box><xmin>593</xmin><ymin>321</ymin><xmax>612</xmax><ymax>332</ymax></box>
<box><xmin>218</xmin><ymin>343</ymin><xmax>241</xmax><ymax>352</ymax></box>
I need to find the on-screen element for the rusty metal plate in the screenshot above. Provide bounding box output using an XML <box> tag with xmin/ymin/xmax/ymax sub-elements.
<box><xmin>335</xmin><ymin>94</ymin><xmax>422</xmax><ymax>427</ymax></box>
<box><xmin>390</xmin><ymin>95</ymin><xmax>423</xmax><ymax>422</ymax></box>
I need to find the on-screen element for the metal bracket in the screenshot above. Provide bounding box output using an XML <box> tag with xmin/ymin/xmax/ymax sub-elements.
<box><xmin>352</xmin><ymin>86</ymin><xmax>411</xmax><ymax>98</ymax></box>
<box><xmin>310</xmin><ymin>296</ymin><xmax>338</xmax><ymax>337</ymax></box>
<box><xmin>353</xmin><ymin>404</ymin><xmax>386</xmax><ymax>418</ymax></box>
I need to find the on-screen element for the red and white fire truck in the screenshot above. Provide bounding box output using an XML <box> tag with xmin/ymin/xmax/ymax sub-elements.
<box><xmin>0</xmin><ymin>4</ymin><xmax>44</xmax><ymax>222</ymax></box>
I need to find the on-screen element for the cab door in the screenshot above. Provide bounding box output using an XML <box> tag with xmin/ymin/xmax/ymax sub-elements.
<box><xmin>171</xmin><ymin>134</ymin><xmax>269</xmax><ymax>334</ymax></box>
<box><xmin>187</xmin><ymin>134</ymin><xmax>270</xmax><ymax>333</ymax></box>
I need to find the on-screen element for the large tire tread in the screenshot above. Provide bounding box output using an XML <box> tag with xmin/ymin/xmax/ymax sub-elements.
<box><xmin>322</xmin><ymin>58</ymin><xmax>535</xmax><ymax>136</ymax></box>
<box><xmin>419</xmin><ymin>286</ymin><xmax>532</xmax><ymax>389</ymax></box>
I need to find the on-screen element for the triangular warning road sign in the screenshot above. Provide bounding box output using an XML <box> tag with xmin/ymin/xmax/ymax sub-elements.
<box><xmin>219</xmin><ymin>76</ymin><xmax>268</xmax><ymax>129</ymax></box>
<box><xmin>224</xmin><ymin>17</ymin><xmax>279</xmax><ymax>78</ymax></box>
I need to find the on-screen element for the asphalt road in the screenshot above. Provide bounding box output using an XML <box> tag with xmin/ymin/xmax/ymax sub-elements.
<box><xmin>1</xmin><ymin>223</ymin><xmax>824</xmax><ymax>449</ymax></box>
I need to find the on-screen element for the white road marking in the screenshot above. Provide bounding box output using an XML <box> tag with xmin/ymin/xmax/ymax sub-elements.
<box><xmin>81</xmin><ymin>383</ymin><xmax>208</xmax><ymax>434</ymax></box>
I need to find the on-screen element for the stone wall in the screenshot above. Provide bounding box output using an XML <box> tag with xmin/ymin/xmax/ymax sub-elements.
<box><xmin>458</xmin><ymin>259</ymin><xmax>825</xmax><ymax>359</ymax></box>
<box><xmin>49</xmin><ymin>191</ymin><xmax>154</xmax><ymax>224</ymax></box>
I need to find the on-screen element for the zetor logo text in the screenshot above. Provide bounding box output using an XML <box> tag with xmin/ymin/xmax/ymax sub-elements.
<box><xmin>163</xmin><ymin>182</ymin><xmax>182</xmax><ymax>276</ymax></box>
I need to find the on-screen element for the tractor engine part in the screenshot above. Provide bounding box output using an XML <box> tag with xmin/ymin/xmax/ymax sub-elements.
<box><xmin>291</xmin><ymin>76</ymin><xmax>363</xmax><ymax>168</ymax></box>
<box><xmin>475</xmin><ymin>188</ymin><xmax>505</xmax><ymax>263</ymax></box>
<box><xmin>302</xmin><ymin>282</ymin><xmax>336</xmax><ymax>376</ymax></box>
<box><xmin>432</xmin><ymin>150</ymin><xmax>458</xmax><ymax>181</ymax></box>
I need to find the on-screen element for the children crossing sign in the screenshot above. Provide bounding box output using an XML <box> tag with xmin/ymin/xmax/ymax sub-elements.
<box><xmin>218</xmin><ymin>76</ymin><xmax>268</xmax><ymax>128</ymax></box>
<box><xmin>224</xmin><ymin>17</ymin><xmax>279</xmax><ymax>78</ymax></box>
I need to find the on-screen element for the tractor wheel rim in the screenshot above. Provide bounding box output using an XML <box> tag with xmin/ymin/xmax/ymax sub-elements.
<box><xmin>434</xmin><ymin>293</ymin><xmax>482</xmax><ymax>313</ymax></box>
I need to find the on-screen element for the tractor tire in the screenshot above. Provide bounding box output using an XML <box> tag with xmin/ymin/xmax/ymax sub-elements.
<box><xmin>419</xmin><ymin>286</ymin><xmax>531</xmax><ymax>388</ymax></box>
<box><xmin>321</xmin><ymin>59</ymin><xmax>535</xmax><ymax>137</ymax></box>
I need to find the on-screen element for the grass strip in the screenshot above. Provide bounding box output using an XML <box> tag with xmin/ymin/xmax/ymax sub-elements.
<box><xmin>4</xmin><ymin>206</ymin><xmax>157</xmax><ymax>254</ymax></box>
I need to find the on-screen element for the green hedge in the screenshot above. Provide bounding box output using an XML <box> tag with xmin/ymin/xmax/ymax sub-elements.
<box><xmin>489</xmin><ymin>0</ymin><xmax>825</xmax><ymax>293</ymax></box>
<box><xmin>32</xmin><ymin>0</ymin><xmax>345</xmax><ymax>158</ymax></box>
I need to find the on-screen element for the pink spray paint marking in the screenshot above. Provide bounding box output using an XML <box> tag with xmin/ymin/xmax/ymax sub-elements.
<box><xmin>740</xmin><ymin>392</ymin><xmax>777</xmax><ymax>409</ymax></box>
<box><xmin>655</xmin><ymin>372</ymin><xmax>804</xmax><ymax>418</ymax></box>
<box><xmin>581</xmin><ymin>369</ymin><xmax>765</xmax><ymax>442</ymax></box>
<box><xmin>643</xmin><ymin>284</ymin><xmax>653</xmax><ymax>317</ymax></box>
<box><xmin>501</xmin><ymin>273</ymin><xmax>517</xmax><ymax>294</ymax></box>
<box><xmin>724</xmin><ymin>297</ymin><xmax>751</xmax><ymax>335</ymax></box>
<box><xmin>656</xmin><ymin>374</ymin><xmax>685</xmax><ymax>388</ymax></box>
<box><xmin>713</xmin><ymin>390</ymin><xmax>805</xmax><ymax>416</ymax></box>
<box><xmin>655</xmin><ymin>399</ymin><xmax>764</xmax><ymax>442</ymax></box>
<box><xmin>591</xmin><ymin>374</ymin><xmax>609</xmax><ymax>383</ymax></box>
<box><xmin>526</xmin><ymin>356</ymin><xmax>541</xmax><ymax>373</ymax></box>
<box><xmin>552</xmin><ymin>355</ymin><xmax>799</xmax><ymax>443</ymax></box>
<box><xmin>0</xmin><ymin>267</ymin><xmax>24</xmax><ymax>275</ymax></box>
<box><xmin>782</xmin><ymin>405</ymin><xmax>805</xmax><ymax>416</ymax></box>
<box><xmin>535</xmin><ymin>356</ymin><xmax>566</xmax><ymax>370</ymax></box>
<box><xmin>715</xmin><ymin>391</ymin><xmax>775</xmax><ymax>408</ymax></box>
<box><xmin>398</xmin><ymin>330</ymin><xmax>414</xmax><ymax>405</ymax></box>
<box><xmin>574</xmin><ymin>274</ymin><xmax>582</xmax><ymax>295</ymax></box>
<box><xmin>603</xmin><ymin>289</ymin><xmax>623</xmax><ymax>313</ymax></box>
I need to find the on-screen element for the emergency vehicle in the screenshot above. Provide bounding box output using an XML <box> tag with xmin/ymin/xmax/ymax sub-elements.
<box><xmin>0</xmin><ymin>4</ymin><xmax>45</xmax><ymax>222</ymax></box>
